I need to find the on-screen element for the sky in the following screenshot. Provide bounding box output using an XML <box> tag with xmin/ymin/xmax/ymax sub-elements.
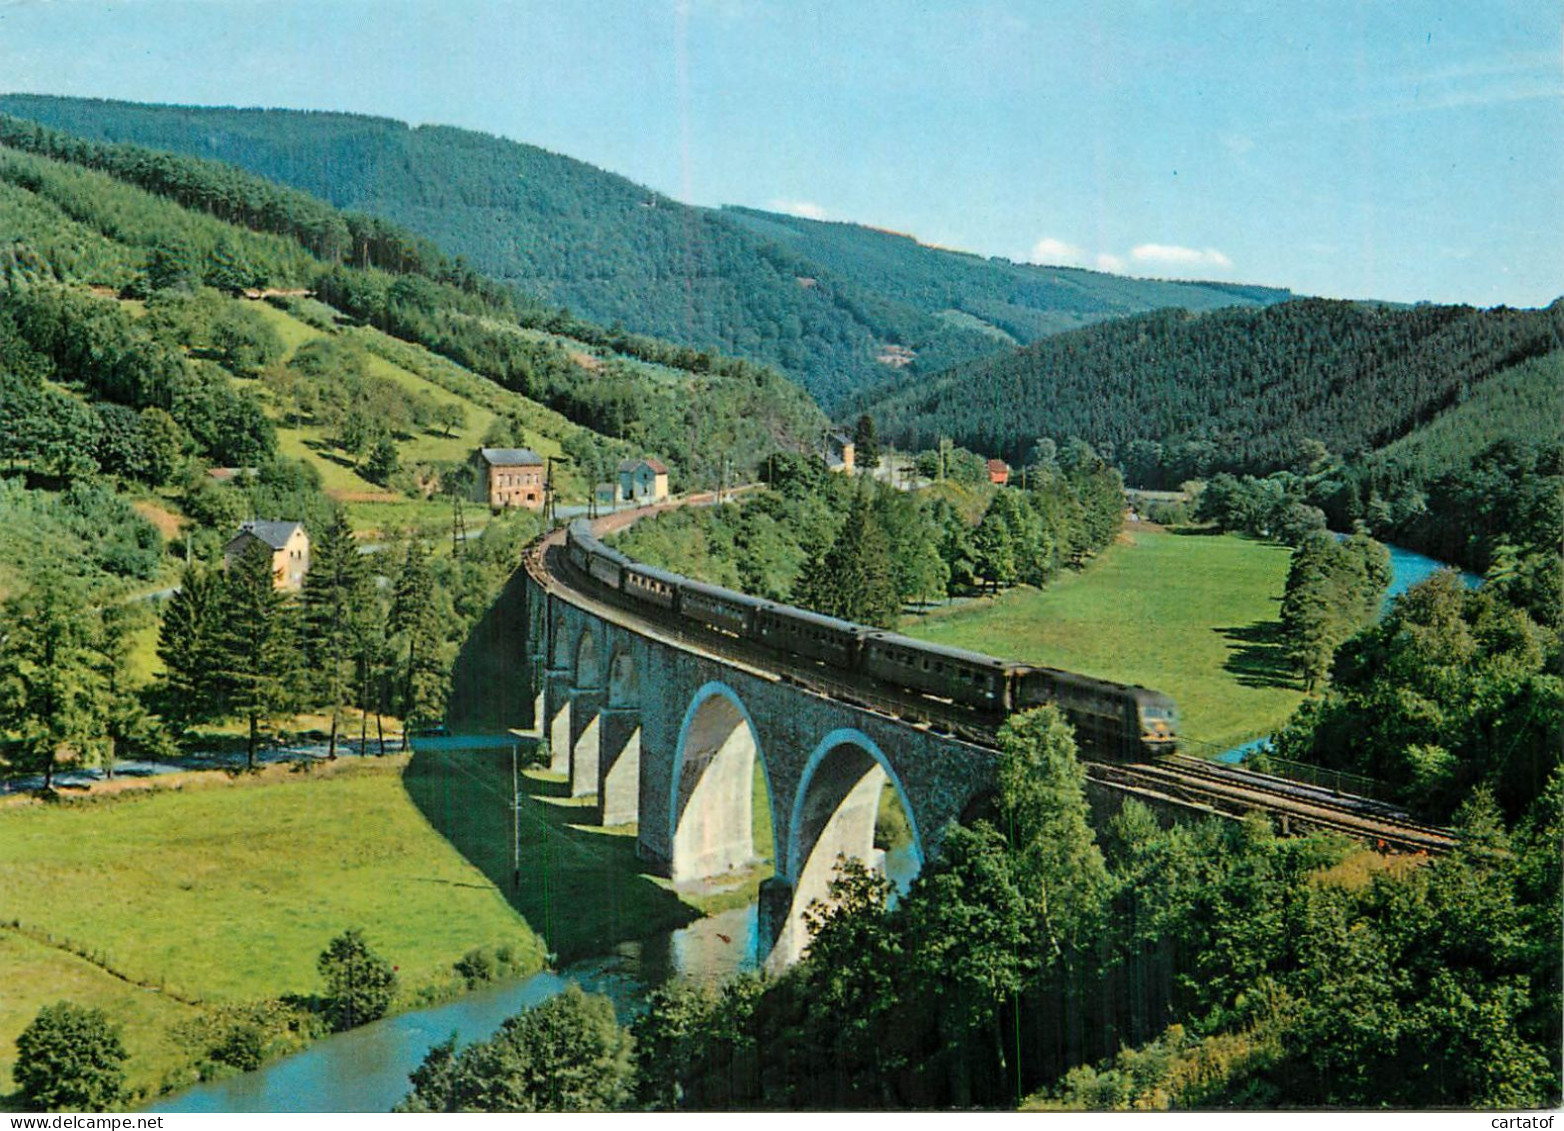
<box><xmin>0</xmin><ymin>0</ymin><xmax>1558</xmax><ymax>307</ymax></box>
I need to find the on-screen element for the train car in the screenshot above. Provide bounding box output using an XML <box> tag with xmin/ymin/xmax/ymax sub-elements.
<box><xmin>566</xmin><ymin>520</ymin><xmax>594</xmax><ymax>574</ymax></box>
<box><xmin>622</xmin><ymin>561</ymin><xmax>682</xmax><ymax>611</ymax></box>
<box><xmin>678</xmin><ymin>577</ymin><xmax>767</xmax><ymax>639</ymax></box>
<box><xmin>1014</xmin><ymin>667</ymin><xmax>1177</xmax><ymax>759</ymax></box>
<box><xmin>862</xmin><ymin>632</ymin><xmax>1014</xmax><ymax>712</ymax></box>
<box><xmin>754</xmin><ymin>604</ymin><xmax>869</xmax><ymax>670</ymax></box>
<box><xmin>586</xmin><ymin>539</ymin><xmax>629</xmax><ymax>590</ymax></box>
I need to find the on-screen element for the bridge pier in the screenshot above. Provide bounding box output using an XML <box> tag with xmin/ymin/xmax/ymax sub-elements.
<box><xmin>569</xmin><ymin>688</ymin><xmax>606</xmax><ymax>798</ymax></box>
<box><xmin>544</xmin><ymin>668</ymin><xmax>573</xmax><ymax>775</ymax></box>
<box><xmin>769</xmin><ymin>758</ymin><xmax>889</xmax><ymax>969</ymax></box>
<box><xmin>597</xmin><ymin>707</ymin><xmax>642</xmax><ymax>827</ymax></box>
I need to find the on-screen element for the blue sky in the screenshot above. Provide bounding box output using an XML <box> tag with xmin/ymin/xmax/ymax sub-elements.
<box><xmin>0</xmin><ymin>0</ymin><xmax>1558</xmax><ymax>306</ymax></box>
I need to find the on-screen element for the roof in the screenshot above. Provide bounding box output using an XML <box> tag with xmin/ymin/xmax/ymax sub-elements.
<box><xmin>479</xmin><ymin>447</ymin><xmax>543</xmax><ymax>467</ymax></box>
<box><xmin>617</xmin><ymin>457</ymin><xmax>668</xmax><ymax>475</ymax></box>
<box><xmin>231</xmin><ymin>520</ymin><xmax>305</xmax><ymax>551</ymax></box>
<box><xmin>986</xmin><ymin>459</ymin><xmax>1010</xmax><ymax>473</ymax></box>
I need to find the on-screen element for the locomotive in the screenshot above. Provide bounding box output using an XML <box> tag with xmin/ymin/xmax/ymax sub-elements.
<box><xmin>563</xmin><ymin>520</ymin><xmax>1177</xmax><ymax>759</ymax></box>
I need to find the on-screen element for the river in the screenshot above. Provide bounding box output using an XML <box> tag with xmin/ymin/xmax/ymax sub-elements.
<box><xmin>150</xmin><ymin>845</ymin><xmax>920</xmax><ymax>1113</ymax></box>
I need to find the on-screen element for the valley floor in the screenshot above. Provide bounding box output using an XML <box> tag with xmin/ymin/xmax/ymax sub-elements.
<box><xmin>901</xmin><ymin>526</ymin><xmax>1305</xmax><ymax>752</ymax></box>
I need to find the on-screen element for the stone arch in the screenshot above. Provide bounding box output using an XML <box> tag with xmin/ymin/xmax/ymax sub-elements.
<box><xmin>773</xmin><ymin>728</ymin><xmax>924</xmax><ymax>966</ymax></box>
<box><xmin>608</xmin><ymin>647</ymin><xmax>638</xmax><ymax>707</ymax></box>
<box><xmin>575</xmin><ymin>625</ymin><xmax>603</xmax><ymax>688</ymax></box>
<box><xmin>668</xmin><ymin>681</ymin><xmax>774</xmax><ymax>883</ymax></box>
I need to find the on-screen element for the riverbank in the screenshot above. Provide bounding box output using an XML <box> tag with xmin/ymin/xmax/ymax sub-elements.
<box><xmin>0</xmin><ymin>756</ymin><xmax>527</xmax><ymax>1101</ymax></box>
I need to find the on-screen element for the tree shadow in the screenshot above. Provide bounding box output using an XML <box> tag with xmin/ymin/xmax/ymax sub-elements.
<box><xmin>1215</xmin><ymin>620</ymin><xmax>1300</xmax><ymax>690</ymax></box>
<box><xmin>402</xmin><ymin>745</ymin><xmax>699</xmax><ymax>963</ymax></box>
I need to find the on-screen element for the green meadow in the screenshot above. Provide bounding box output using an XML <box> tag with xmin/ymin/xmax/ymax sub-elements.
<box><xmin>0</xmin><ymin>747</ymin><xmax>724</xmax><ymax>1102</ymax></box>
<box><xmin>902</xmin><ymin>527</ymin><xmax>1306</xmax><ymax>753</ymax></box>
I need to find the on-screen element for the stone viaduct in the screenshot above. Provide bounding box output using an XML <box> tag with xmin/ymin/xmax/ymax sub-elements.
<box><xmin>520</xmin><ymin>547</ymin><xmax>1000</xmax><ymax>968</ymax></box>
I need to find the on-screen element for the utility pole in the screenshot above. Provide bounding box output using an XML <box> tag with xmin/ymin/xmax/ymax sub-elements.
<box><xmin>450</xmin><ymin>490</ymin><xmax>466</xmax><ymax>557</ymax></box>
<box><xmin>544</xmin><ymin>456</ymin><xmax>556</xmax><ymax>523</ymax></box>
<box><xmin>511</xmin><ymin>740</ymin><xmax>521</xmax><ymax>891</ymax></box>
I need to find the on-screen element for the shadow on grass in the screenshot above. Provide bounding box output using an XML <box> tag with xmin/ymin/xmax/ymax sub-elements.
<box><xmin>1216</xmin><ymin>619</ymin><xmax>1300</xmax><ymax>690</ymax></box>
<box><xmin>402</xmin><ymin>744</ymin><xmax>699</xmax><ymax>963</ymax></box>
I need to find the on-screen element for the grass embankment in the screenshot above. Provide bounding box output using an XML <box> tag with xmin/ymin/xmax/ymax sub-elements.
<box><xmin>903</xmin><ymin>527</ymin><xmax>1304</xmax><ymax>752</ymax></box>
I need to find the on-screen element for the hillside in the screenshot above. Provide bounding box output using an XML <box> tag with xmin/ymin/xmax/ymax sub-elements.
<box><xmin>857</xmin><ymin>298</ymin><xmax>1564</xmax><ymax>484</ymax></box>
<box><xmin>0</xmin><ymin>115</ymin><xmax>827</xmax><ymax>494</ymax></box>
<box><xmin>0</xmin><ymin>94</ymin><xmax>1294</xmax><ymax>408</ymax></box>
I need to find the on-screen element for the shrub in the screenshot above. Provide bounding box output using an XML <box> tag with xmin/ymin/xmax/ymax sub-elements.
<box><xmin>317</xmin><ymin>928</ymin><xmax>398</xmax><ymax>1032</ymax></box>
<box><xmin>14</xmin><ymin>1002</ymin><xmax>127</xmax><ymax>1112</ymax></box>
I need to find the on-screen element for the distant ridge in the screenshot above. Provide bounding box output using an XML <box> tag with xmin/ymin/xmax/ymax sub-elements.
<box><xmin>0</xmin><ymin>93</ymin><xmax>1295</xmax><ymax>409</ymax></box>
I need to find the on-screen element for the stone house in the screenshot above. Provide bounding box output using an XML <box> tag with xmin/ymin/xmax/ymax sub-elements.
<box><xmin>223</xmin><ymin>520</ymin><xmax>310</xmax><ymax>590</ymax></box>
<box><xmin>475</xmin><ymin>447</ymin><xmax>546</xmax><ymax>510</ymax></box>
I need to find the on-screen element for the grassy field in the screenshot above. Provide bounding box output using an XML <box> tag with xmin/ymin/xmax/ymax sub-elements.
<box><xmin>0</xmin><ymin>758</ymin><xmax>541</xmax><ymax>1099</ymax></box>
<box><xmin>902</xmin><ymin>527</ymin><xmax>1305</xmax><ymax>753</ymax></box>
<box><xmin>0</xmin><ymin>744</ymin><xmax>752</xmax><ymax>1101</ymax></box>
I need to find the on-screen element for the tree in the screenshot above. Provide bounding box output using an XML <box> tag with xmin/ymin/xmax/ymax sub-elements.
<box><xmin>995</xmin><ymin>706</ymin><xmax>1110</xmax><ymax>960</ymax></box>
<box><xmin>398</xmin><ymin>985</ymin><xmax>633</xmax><ymax>1112</ymax></box>
<box><xmin>14</xmin><ymin>1002</ymin><xmax>127</xmax><ymax>1112</ymax></box>
<box><xmin>301</xmin><ymin>510</ymin><xmax>372</xmax><ymax>758</ymax></box>
<box><xmin>973</xmin><ymin>496</ymin><xmax>1019</xmax><ymax>593</ymax></box>
<box><xmin>389</xmin><ymin>539</ymin><xmax>447</xmax><ymax>738</ymax></box>
<box><xmin>318</xmin><ymin>928</ymin><xmax>397</xmax><ymax>1032</ymax></box>
<box><xmin>793</xmin><ymin>490</ymin><xmax>900</xmax><ymax>627</ymax></box>
<box><xmin>212</xmin><ymin>304</ymin><xmax>284</xmax><ymax>378</ymax></box>
<box><xmin>156</xmin><ymin>563</ymin><xmax>226</xmax><ymax>731</ymax></box>
<box><xmin>853</xmin><ymin>413</ymin><xmax>881</xmax><ymax>477</ymax></box>
<box><xmin>0</xmin><ymin>582</ymin><xmax>103</xmax><ymax>789</ymax></box>
<box><xmin>214</xmin><ymin>543</ymin><xmax>300</xmax><ymax>769</ymax></box>
<box><xmin>364</xmin><ymin>432</ymin><xmax>400</xmax><ymax>486</ymax></box>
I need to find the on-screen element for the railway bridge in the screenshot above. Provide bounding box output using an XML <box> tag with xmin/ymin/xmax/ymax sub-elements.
<box><xmin>522</xmin><ymin>530</ymin><xmax>1000</xmax><ymax>967</ymax></box>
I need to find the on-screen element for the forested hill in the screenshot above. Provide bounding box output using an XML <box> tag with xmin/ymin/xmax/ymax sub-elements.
<box><xmin>719</xmin><ymin>206</ymin><xmax>1291</xmax><ymax>342</ymax></box>
<box><xmin>0</xmin><ymin>112</ymin><xmax>827</xmax><ymax>487</ymax></box>
<box><xmin>0</xmin><ymin>94</ymin><xmax>1292</xmax><ymax>408</ymax></box>
<box><xmin>859</xmin><ymin>298</ymin><xmax>1564</xmax><ymax>482</ymax></box>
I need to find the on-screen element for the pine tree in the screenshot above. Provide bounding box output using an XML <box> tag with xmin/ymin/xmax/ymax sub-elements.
<box><xmin>0</xmin><ymin>582</ymin><xmax>103</xmax><ymax>789</ymax></box>
<box><xmin>390</xmin><ymin>539</ymin><xmax>447</xmax><ymax>740</ymax></box>
<box><xmin>214</xmin><ymin>543</ymin><xmax>300</xmax><ymax>769</ymax></box>
<box><xmin>302</xmin><ymin>510</ymin><xmax>371</xmax><ymax>758</ymax></box>
<box><xmin>794</xmin><ymin>491</ymin><xmax>900</xmax><ymax>628</ymax></box>
<box><xmin>156</xmin><ymin>563</ymin><xmax>225</xmax><ymax>730</ymax></box>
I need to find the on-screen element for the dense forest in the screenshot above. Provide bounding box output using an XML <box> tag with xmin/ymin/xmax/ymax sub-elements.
<box><xmin>859</xmin><ymin>298</ymin><xmax>1562</xmax><ymax>477</ymax></box>
<box><xmin>0</xmin><ymin>94</ymin><xmax>1292</xmax><ymax>408</ymax></box>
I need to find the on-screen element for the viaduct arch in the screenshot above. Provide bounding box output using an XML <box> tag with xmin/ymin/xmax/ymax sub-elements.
<box><xmin>527</xmin><ymin>551</ymin><xmax>995</xmax><ymax>970</ymax></box>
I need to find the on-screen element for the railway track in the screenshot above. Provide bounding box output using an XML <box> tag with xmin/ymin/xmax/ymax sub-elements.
<box><xmin>526</xmin><ymin>514</ymin><xmax>1457</xmax><ymax>856</ymax></box>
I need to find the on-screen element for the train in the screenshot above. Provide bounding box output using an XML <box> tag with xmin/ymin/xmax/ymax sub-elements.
<box><xmin>563</xmin><ymin>519</ymin><xmax>1177</xmax><ymax>759</ymax></box>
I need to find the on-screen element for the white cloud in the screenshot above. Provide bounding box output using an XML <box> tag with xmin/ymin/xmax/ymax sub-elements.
<box><xmin>1095</xmin><ymin>253</ymin><xmax>1125</xmax><ymax>274</ymax></box>
<box><xmin>769</xmin><ymin>198</ymin><xmax>828</xmax><ymax>220</ymax></box>
<box><xmin>1131</xmin><ymin>243</ymin><xmax>1233</xmax><ymax>270</ymax></box>
<box><xmin>1028</xmin><ymin>236</ymin><xmax>1088</xmax><ymax>267</ymax></box>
